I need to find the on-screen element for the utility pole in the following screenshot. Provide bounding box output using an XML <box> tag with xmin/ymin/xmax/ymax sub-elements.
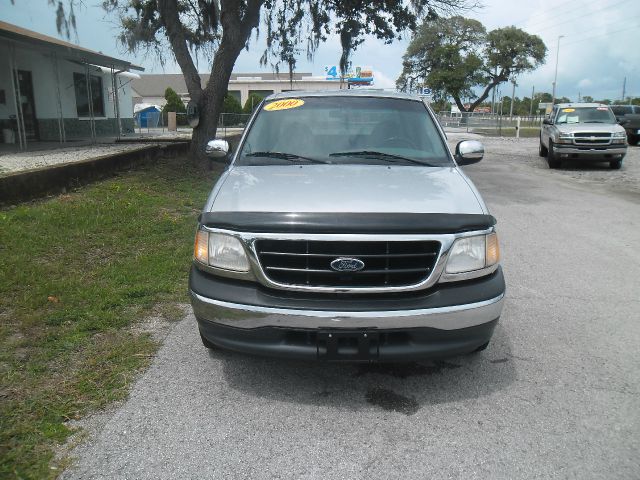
<box><xmin>530</xmin><ymin>85</ymin><xmax>535</xmax><ymax>116</ymax></box>
<box><xmin>491</xmin><ymin>65</ymin><xmax>497</xmax><ymax>113</ymax></box>
<box><xmin>622</xmin><ymin>77</ymin><xmax>626</xmax><ymax>102</ymax></box>
<box><xmin>551</xmin><ymin>35</ymin><xmax>564</xmax><ymax>106</ymax></box>
<box><xmin>509</xmin><ymin>78</ymin><xmax>517</xmax><ymax>118</ymax></box>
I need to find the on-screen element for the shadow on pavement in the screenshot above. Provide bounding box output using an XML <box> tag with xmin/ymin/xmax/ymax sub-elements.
<box><xmin>211</xmin><ymin>323</ymin><xmax>516</xmax><ymax>416</ymax></box>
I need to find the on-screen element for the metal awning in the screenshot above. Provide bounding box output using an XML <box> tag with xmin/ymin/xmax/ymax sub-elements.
<box><xmin>1</xmin><ymin>20</ymin><xmax>144</xmax><ymax>150</ymax></box>
<box><xmin>0</xmin><ymin>20</ymin><xmax>144</xmax><ymax>72</ymax></box>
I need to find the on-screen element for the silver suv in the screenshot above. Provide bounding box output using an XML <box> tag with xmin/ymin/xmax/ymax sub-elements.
<box><xmin>190</xmin><ymin>91</ymin><xmax>504</xmax><ymax>362</ymax></box>
<box><xmin>539</xmin><ymin>103</ymin><xmax>627</xmax><ymax>169</ymax></box>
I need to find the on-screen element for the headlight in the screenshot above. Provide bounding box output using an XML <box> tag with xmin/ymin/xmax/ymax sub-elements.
<box><xmin>445</xmin><ymin>232</ymin><xmax>500</xmax><ymax>274</ymax></box>
<box><xmin>193</xmin><ymin>230</ymin><xmax>250</xmax><ymax>272</ymax></box>
<box><xmin>557</xmin><ymin>134</ymin><xmax>573</xmax><ymax>144</ymax></box>
<box><xmin>612</xmin><ymin>132</ymin><xmax>627</xmax><ymax>144</ymax></box>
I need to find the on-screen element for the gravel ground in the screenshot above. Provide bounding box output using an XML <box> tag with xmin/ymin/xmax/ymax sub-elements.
<box><xmin>61</xmin><ymin>137</ymin><xmax>640</xmax><ymax>479</ymax></box>
<box><xmin>463</xmin><ymin>135</ymin><xmax>640</xmax><ymax>198</ymax></box>
<box><xmin>0</xmin><ymin>143</ymin><xmax>155</xmax><ymax>175</ymax></box>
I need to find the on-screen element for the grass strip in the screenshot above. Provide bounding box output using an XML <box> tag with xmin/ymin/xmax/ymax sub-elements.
<box><xmin>0</xmin><ymin>157</ymin><xmax>218</xmax><ymax>478</ymax></box>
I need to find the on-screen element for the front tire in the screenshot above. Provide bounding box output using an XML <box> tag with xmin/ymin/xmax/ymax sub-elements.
<box><xmin>610</xmin><ymin>159</ymin><xmax>622</xmax><ymax>170</ymax></box>
<box><xmin>539</xmin><ymin>138</ymin><xmax>548</xmax><ymax>157</ymax></box>
<box><xmin>547</xmin><ymin>141</ymin><xmax>561</xmax><ymax>169</ymax></box>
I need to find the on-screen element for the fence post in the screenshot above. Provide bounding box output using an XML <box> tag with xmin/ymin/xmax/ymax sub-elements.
<box><xmin>516</xmin><ymin>116</ymin><xmax>521</xmax><ymax>139</ymax></box>
<box><xmin>168</xmin><ymin>112</ymin><xmax>177</xmax><ymax>132</ymax></box>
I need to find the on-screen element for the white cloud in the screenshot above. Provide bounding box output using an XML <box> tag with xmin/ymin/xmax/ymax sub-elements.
<box><xmin>578</xmin><ymin>78</ymin><xmax>593</xmax><ymax>89</ymax></box>
<box><xmin>372</xmin><ymin>70</ymin><xmax>396</xmax><ymax>89</ymax></box>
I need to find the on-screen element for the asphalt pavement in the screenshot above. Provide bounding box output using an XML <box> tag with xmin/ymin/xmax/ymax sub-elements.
<box><xmin>62</xmin><ymin>137</ymin><xmax>640</xmax><ymax>479</ymax></box>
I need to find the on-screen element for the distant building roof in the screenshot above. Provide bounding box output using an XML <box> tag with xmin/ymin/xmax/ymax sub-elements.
<box><xmin>0</xmin><ymin>20</ymin><xmax>143</xmax><ymax>71</ymax></box>
<box><xmin>131</xmin><ymin>72</ymin><xmax>319</xmax><ymax>97</ymax></box>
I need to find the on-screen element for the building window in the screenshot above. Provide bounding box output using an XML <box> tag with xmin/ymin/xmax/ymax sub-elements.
<box><xmin>73</xmin><ymin>73</ymin><xmax>105</xmax><ymax>117</ymax></box>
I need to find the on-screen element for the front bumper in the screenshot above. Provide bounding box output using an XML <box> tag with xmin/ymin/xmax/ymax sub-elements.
<box><xmin>554</xmin><ymin>144</ymin><xmax>626</xmax><ymax>160</ymax></box>
<box><xmin>189</xmin><ymin>266</ymin><xmax>505</xmax><ymax>361</ymax></box>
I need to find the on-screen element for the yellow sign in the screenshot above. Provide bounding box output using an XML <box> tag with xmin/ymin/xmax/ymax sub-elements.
<box><xmin>264</xmin><ymin>99</ymin><xmax>305</xmax><ymax>111</ymax></box>
<box><xmin>562</xmin><ymin>108</ymin><xmax>575</xmax><ymax>112</ymax></box>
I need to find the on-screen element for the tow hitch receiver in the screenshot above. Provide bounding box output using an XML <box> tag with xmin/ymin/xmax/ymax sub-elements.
<box><xmin>317</xmin><ymin>331</ymin><xmax>380</xmax><ymax>361</ymax></box>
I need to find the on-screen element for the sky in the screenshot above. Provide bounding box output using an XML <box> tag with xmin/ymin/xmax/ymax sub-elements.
<box><xmin>2</xmin><ymin>0</ymin><xmax>638</xmax><ymax>101</ymax></box>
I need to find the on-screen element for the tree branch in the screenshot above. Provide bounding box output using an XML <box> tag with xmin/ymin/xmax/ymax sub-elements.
<box><xmin>469</xmin><ymin>70</ymin><xmax>507</xmax><ymax>111</ymax></box>
<box><xmin>157</xmin><ymin>0</ymin><xmax>202</xmax><ymax>99</ymax></box>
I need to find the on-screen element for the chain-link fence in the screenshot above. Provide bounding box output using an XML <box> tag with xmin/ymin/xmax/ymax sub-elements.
<box><xmin>437</xmin><ymin>111</ymin><xmax>545</xmax><ymax>137</ymax></box>
<box><xmin>218</xmin><ymin>113</ymin><xmax>251</xmax><ymax>137</ymax></box>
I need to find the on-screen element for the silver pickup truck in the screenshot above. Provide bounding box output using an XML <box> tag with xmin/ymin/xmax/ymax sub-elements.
<box><xmin>539</xmin><ymin>103</ymin><xmax>627</xmax><ymax>169</ymax></box>
<box><xmin>190</xmin><ymin>91</ymin><xmax>505</xmax><ymax>362</ymax></box>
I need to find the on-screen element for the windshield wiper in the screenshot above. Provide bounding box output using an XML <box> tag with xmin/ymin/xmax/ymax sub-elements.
<box><xmin>583</xmin><ymin>121</ymin><xmax>607</xmax><ymax>123</ymax></box>
<box><xmin>329</xmin><ymin>150</ymin><xmax>437</xmax><ymax>166</ymax></box>
<box><xmin>245</xmin><ymin>151</ymin><xmax>329</xmax><ymax>164</ymax></box>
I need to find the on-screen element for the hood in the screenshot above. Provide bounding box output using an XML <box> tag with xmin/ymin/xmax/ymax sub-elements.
<box><xmin>556</xmin><ymin>122</ymin><xmax>625</xmax><ymax>134</ymax></box>
<box><xmin>209</xmin><ymin>165</ymin><xmax>484</xmax><ymax>214</ymax></box>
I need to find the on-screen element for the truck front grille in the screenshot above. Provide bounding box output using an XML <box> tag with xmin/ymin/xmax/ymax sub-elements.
<box><xmin>573</xmin><ymin>132</ymin><xmax>611</xmax><ymax>145</ymax></box>
<box><xmin>255</xmin><ymin>240</ymin><xmax>440</xmax><ymax>288</ymax></box>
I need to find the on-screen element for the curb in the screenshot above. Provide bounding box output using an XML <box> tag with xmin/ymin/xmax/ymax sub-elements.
<box><xmin>0</xmin><ymin>142</ymin><xmax>189</xmax><ymax>206</ymax></box>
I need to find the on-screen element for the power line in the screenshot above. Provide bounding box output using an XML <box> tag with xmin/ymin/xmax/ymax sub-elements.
<box><xmin>533</xmin><ymin>18</ymin><xmax>639</xmax><ymax>44</ymax></box>
<box><xmin>558</xmin><ymin>24</ymin><xmax>638</xmax><ymax>47</ymax></box>
<box><xmin>508</xmin><ymin>0</ymin><xmax>601</xmax><ymax>29</ymax></box>
<box><xmin>523</xmin><ymin>0</ymin><xmax>634</xmax><ymax>35</ymax></box>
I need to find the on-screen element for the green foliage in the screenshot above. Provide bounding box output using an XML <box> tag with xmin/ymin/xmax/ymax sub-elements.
<box><xmin>243</xmin><ymin>93</ymin><xmax>266</xmax><ymax>114</ymax></box>
<box><xmin>222</xmin><ymin>94</ymin><xmax>243</xmax><ymax>114</ymax></box>
<box><xmin>100</xmin><ymin>0</ymin><xmax>471</xmax><ymax>78</ymax></box>
<box><xmin>162</xmin><ymin>87</ymin><xmax>187</xmax><ymax>126</ymax></box>
<box><xmin>162</xmin><ymin>87</ymin><xmax>186</xmax><ymax>114</ymax></box>
<box><xmin>398</xmin><ymin>17</ymin><xmax>486</xmax><ymax>103</ymax></box>
<box><xmin>0</xmin><ymin>158</ymin><xmax>219</xmax><ymax>478</ymax></box>
<box><xmin>397</xmin><ymin>17</ymin><xmax>547</xmax><ymax>112</ymax></box>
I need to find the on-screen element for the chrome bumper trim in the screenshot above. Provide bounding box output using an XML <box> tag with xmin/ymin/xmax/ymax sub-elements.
<box><xmin>555</xmin><ymin>145</ymin><xmax>626</xmax><ymax>156</ymax></box>
<box><xmin>190</xmin><ymin>291</ymin><xmax>504</xmax><ymax>330</ymax></box>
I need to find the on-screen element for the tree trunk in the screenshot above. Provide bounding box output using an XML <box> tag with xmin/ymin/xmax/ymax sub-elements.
<box><xmin>190</xmin><ymin>42</ymin><xmax>243</xmax><ymax>165</ymax></box>
<box><xmin>188</xmin><ymin>0</ymin><xmax>263</xmax><ymax>165</ymax></box>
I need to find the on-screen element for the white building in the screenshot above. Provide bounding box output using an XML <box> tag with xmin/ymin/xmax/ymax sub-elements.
<box><xmin>131</xmin><ymin>72</ymin><xmax>343</xmax><ymax>109</ymax></box>
<box><xmin>0</xmin><ymin>20</ymin><xmax>142</xmax><ymax>149</ymax></box>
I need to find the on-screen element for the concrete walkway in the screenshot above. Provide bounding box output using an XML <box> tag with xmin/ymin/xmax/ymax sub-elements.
<box><xmin>0</xmin><ymin>143</ymin><xmax>162</xmax><ymax>176</ymax></box>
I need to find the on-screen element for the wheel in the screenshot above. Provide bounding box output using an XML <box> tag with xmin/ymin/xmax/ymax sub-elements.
<box><xmin>547</xmin><ymin>141</ymin><xmax>561</xmax><ymax>169</ymax></box>
<box><xmin>538</xmin><ymin>138</ymin><xmax>548</xmax><ymax>157</ymax></box>
<box><xmin>628</xmin><ymin>134</ymin><xmax>638</xmax><ymax>146</ymax></box>
<box><xmin>199</xmin><ymin>331</ymin><xmax>217</xmax><ymax>350</ymax></box>
<box><xmin>610</xmin><ymin>159</ymin><xmax>622</xmax><ymax>170</ymax></box>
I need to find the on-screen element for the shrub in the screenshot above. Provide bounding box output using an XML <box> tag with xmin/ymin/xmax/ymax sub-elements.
<box><xmin>161</xmin><ymin>87</ymin><xmax>187</xmax><ymax>125</ymax></box>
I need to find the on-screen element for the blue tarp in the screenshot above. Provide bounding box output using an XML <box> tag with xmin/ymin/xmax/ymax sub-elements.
<box><xmin>135</xmin><ymin>106</ymin><xmax>161</xmax><ymax>128</ymax></box>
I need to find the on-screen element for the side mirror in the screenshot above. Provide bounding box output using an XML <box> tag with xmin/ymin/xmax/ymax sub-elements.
<box><xmin>205</xmin><ymin>139</ymin><xmax>230</xmax><ymax>161</ymax></box>
<box><xmin>455</xmin><ymin>140</ymin><xmax>484</xmax><ymax>166</ymax></box>
<box><xmin>542</xmin><ymin>118</ymin><xmax>553</xmax><ymax>125</ymax></box>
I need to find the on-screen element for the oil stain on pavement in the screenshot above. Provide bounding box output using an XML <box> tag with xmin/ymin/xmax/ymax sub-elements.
<box><xmin>365</xmin><ymin>387</ymin><xmax>419</xmax><ymax>415</ymax></box>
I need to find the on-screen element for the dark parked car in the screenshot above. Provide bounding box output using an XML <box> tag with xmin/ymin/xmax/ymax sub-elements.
<box><xmin>611</xmin><ymin>105</ymin><xmax>640</xmax><ymax>145</ymax></box>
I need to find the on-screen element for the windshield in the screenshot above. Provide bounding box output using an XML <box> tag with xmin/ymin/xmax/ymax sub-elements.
<box><xmin>236</xmin><ymin>96</ymin><xmax>451</xmax><ymax>167</ymax></box>
<box><xmin>555</xmin><ymin>107</ymin><xmax>616</xmax><ymax>124</ymax></box>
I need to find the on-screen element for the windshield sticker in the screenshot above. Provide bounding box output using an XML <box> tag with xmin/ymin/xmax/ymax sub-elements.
<box><xmin>264</xmin><ymin>99</ymin><xmax>305</xmax><ymax>111</ymax></box>
<box><xmin>596</xmin><ymin>107</ymin><xmax>608</xmax><ymax>110</ymax></box>
<box><xmin>561</xmin><ymin>108</ymin><xmax>575</xmax><ymax>112</ymax></box>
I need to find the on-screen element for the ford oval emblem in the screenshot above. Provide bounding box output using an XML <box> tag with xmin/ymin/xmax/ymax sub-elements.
<box><xmin>330</xmin><ymin>257</ymin><xmax>365</xmax><ymax>272</ymax></box>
